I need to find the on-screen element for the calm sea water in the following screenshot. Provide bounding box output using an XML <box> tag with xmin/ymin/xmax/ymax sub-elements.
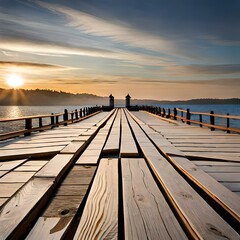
<box><xmin>0</xmin><ymin>104</ymin><xmax>239</xmax><ymax>133</ymax></box>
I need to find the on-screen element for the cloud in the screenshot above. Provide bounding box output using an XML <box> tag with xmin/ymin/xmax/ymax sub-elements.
<box><xmin>165</xmin><ymin>64</ymin><xmax>240</xmax><ymax>75</ymax></box>
<box><xmin>0</xmin><ymin>61</ymin><xmax>66</xmax><ymax>69</ymax></box>
<box><xmin>33</xmin><ymin>1</ymin><xmax>179</xmax><ymax>56</ymax></box>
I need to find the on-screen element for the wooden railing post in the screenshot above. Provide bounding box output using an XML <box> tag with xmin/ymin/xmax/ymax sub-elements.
<box><xmin>25</xmin><ymin>118</ymin><xmax>32</xmax><ymax>136</ymax></box>
<box><xmin>227</xmin><ymin>113</ymin><xmax>230</xmax><ymax>133</ymax></box>
<box><xmin>39</xmin><ymin>117</ymin><xmax>43</xmax><ymax>128</ymax></box>
<box><xmin>162</xmin><ymin>108</ymin><xmax>166</xmax><ymax>117</ymax></box>
<box><xmin>56</xmin><ymin>115</ymin><xmax>59</xmax><ymax>126</ymax></box>
<box><xmin>199</xmin><ymin>114</ymin><xmax>202</xmax><ymax>127</ymax></box>
<box><xmin>75</xmin><ymin>109</ymin><xmax>79</xmax><ymax>119</ymax></box>
<box><xmin>186</xmin><ymin>108</ymin><xmax>191</xmax><ymax>125</ymax></box>
<box><xmin>71</xmin><ymin>112</ymin><xmax>74</xmax><ymax>123</ymax></box>
<box><xmin>181</xmin><ymin>111</ymin><xmax>184</xmax><ymax>122</ymax></box>
<box><xmin>80</xmin><ymin>108</ymin><xmax>82</xmax><ymax>118</ymax></box>
<box><xmin>159</xmin><ymin>107</ymin><xmax>161</xmax><ymax>116</ymax></box>
<box><xmin>167</xmin><ymin>108</ymin><xmax>171</xmax><ymax>118</ymax></box>
<box><xmin>63</xmin><ymin>109</ymin><xmax>68</xmax><ymax>126</ymax></box>
<box><xmin>173</xmin><ymin>108</ymin><xmax>177</xmax><ymax>120</ymax></box>
<box><xmin>51</xmin><ymin>113</ymin><xmax>54</xmax><ymax>128</ymax></box>
<box><xmin>210</xmin><ymin>111</ymin><xmax>215</xmax><ymax>131</ymax></box>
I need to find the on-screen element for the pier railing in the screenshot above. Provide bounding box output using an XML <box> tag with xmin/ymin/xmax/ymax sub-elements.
<box><xmin>139</xmin><ymin>106</ymin><xmax>240</xmax><ymax>133</ymax></box>
<box><xmin>0</xmin><ymin>106</ymin><xmax>101</xmax><ymax>140</ymax></box>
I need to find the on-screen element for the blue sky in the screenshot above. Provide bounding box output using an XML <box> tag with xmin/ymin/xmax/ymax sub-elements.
<box><xmin>0</xmin><ymin>0</ymin><xmax>240</xmax><ymax>99</ymax></box>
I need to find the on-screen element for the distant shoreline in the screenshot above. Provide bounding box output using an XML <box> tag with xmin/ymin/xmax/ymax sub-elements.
<box><xmin>0</xmin><ymin>88</ymin><xmax>239</xmax><ymax>106</ymax></box>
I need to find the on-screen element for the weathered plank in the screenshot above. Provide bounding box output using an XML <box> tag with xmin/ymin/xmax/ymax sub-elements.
<box><xmin>0</xmin><ymin>159</ymin><xmax>27</xmax><ymax>171</ymax></box>
<box><xmin>0</xmin><ymin>146</ymin><xmax>62</xmax><ymax>161</ymax></box>
<box><xmin>0</xmin><ymin>171</ymin><xmax>35</xmax><ymax>183</ymax></box>
<box><xmin>199</xmin><ymin>166</ymin><xmax>240</xmax><ymax>173</ymax></box>
<box><xmin>103</xmin><ymin>110</ymin><xmax>120</xmax><ymax>154</ymax></box>
<box><xmin>127</xmin><ymin>110</ymin><xmax>239</xmax><ymax>239</ymax></box>
<box><xmin>60</xmin><ymin>141</ymin><xmax>86</xmax><ymax>154</ymax></box>
<box><xmin>26</xmin><ymin>217</ymin><xmax>72</xmax><ymax>240</ymax></box>
<box><xmin>26</xmin><ymin>165</ymin><xmax>96</xmax><ymax>240</ymax></box>
<box><xmin>191</xmin><ymin>160</ymin><xmax>240</xmax><ymax>166</ymax></box>
<box><xmin>121</xmin><ymin>158</ymin><xmax>187</xmax><ymax>239</ymax></box>
<box><xmin>76</xmin><ymin>113</ymin><xmax>117</xmax><ymax>164</ymax></box>
<box><xmin>0</xmin><ymin>178</ymin><xmax>54</xmax><ymax>239</ymax></box>
<box><xmin>35</xmin><ymin>154</ymin><xmax>74</xmax><ymax>182</ymax></box>
<box><xmin>0</xmin><ymin>183</ymin><xmax>24</xmax><ymax>197</ymax></box>
<box><xmin>74</xmin><ymin>158</ymin><xmax>118</xmax><ymax>240</ymax></box>
<box><xmin>120</xmin><ymin>109</ymin><xmax>138</xmax><ymax>157</ymax></box>
<box><xmin>208</xmin><ymin>172</ymin><xmax>240</xmax><ymax>182</ymax></box>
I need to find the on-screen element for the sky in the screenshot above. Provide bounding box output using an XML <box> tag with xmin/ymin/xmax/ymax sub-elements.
<box><xmin>0</xmin><ymin>0</ymin><xmax>240</xmax><ymax>100</ymax></box>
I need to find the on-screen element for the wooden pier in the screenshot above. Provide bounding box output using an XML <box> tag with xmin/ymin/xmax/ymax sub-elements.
<box><xmin>0</xmin><ymin>108</ymin><xmax>239</xmax><ymax>239</ymax></box>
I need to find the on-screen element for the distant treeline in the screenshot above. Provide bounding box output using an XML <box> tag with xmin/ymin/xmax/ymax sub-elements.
<box><xmin>0</xmin><ymin>88</ymin><xmax>239</xmax><ymax>106</ymax></box>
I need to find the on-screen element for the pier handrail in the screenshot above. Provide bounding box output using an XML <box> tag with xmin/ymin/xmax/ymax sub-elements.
<box><xmin>176</xmin><ymin>108</ymin><xmax>240</xmax><ymax>119</ymax></box>
<box><xmin>139</xmin><ymin>105</ymin><xmax>240</xmax><ymax>133</ymax></box>
<box><xmin>0</xmin><ymin>106</ymin><xmax>102</xmax><ymax>140</ymax></box>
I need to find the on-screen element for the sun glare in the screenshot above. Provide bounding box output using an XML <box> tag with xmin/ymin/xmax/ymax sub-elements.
<box><xmin>6</xmin><ymin>74</ymin><xmax>24</xmax><ymax>88</ymax></box>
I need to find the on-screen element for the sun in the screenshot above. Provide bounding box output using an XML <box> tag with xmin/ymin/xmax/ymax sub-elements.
<box><xmin>6</xmin><ymin>74</ymin><xmax>24</xmax><ymax>88</ymax></box>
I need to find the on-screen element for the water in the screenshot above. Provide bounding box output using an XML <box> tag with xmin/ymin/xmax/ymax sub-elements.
<box><xmin>0</xmin><ymin>104</ymin><xmax>239</xmax><ymax>133</ymax></box>
<box><xmin>0</xmin><ymin>105</ymin><xmax>90</xmax><ymax>133</ymax></box>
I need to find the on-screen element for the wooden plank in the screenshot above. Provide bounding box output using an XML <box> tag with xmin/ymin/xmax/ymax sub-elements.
<box><xmin>131</xmin><ymin>111</ymin><xmax>240</xmax><ymax>227</ymax></box>
<box><xmin>121</xmin><ymin>158</ymin><xmax>187</xmax><ymax>239</ymax></box>
<box><xmin>126</xmin><ymin>110</ymin><xmax>239</xmax><ymax>239</ymax></box>
<box><xmin>208</xmin><ymin>172</ymin><xmax>240</xmax><ymax>182</ymax></box>
<box><xmin>35</xmin><ymin>154</ymin><xmax>74</xmax><ymax>182</ymax></box>
<box><xmin>0</xmin><ymin>198</ymin><xmax>8</xmax><ymax>206</ymax></box>
<box><xmin>179</xmin><ymin>147</ymin><xmax>240</xmax><ymax>153</ymax></box>
<box><xmin>184</xmin><ymin>152</ymin><xmax>240</xmax><ymax>162</ymax></box>
<box><xmin>0</xmin><ymin>183</ymin><xmax>24</xmax><ymax>197</ymax></box>
<box><xmin>191</xmin><ymin>160</ymin><xmax>240</xmax><ymax>166</ymax></box>
<box><xmin>199</xmin><ymin>166</ymin><xmax>240</xmax><ymax>173</ymax></box>
<box><xmin>26</xmin><ymin>165</ymin><xmax>95</xmax><ymax>240</ymax></box>
<box><xmin>61</xmin><ymin>165</ymin><xmax>96</xmax><ymax>185</ymax></box>
<box><xmin>0</xmin><ymin>171</ymin><xmax>8</xmax><ymax>177</ymax></box>
<box><xmin>43</xmin><ymin>196</ymin><xmax>83</xmax><ymax>218</ymax></box>
<box><xmin>74</xmin><ymin>158</ymin><xmax>118</xmax><ymax>240</ymax></box>
<box><xmin>26</xmin><ymin>217</ymin><xmax>72</xmax><ymax>240</ymax></box>
<box><xmin>0</xmin><ymin>146</ymin><xmax>62</xmax><ymax>161</ymax></box>
<box><xmin>60</xmin><ymin>141</ymin><xmax>86</xmax><ymax>154</ymax></box>
<box><xmin>222</xmin><ymin>183</ymin><xmax>240</xmax><ymax>192</ymax></box>
<box><xmin>0</xmin><ymin>178</ymin><xmax>54</xmax><ymax>239</ymax></box>
<box><xmin>103</xmin><ymin>110</ymin><xmax>120</xmax><ymax>154</ymax></box>
<box><xmin>55</xmin><ymin>185</ymin><xmax>89</xmax><ymax>196</ymax></box>
<box><xmin>14</xmin><ymin>165</ymin><xmax>44</xmax><ymax>172</ymax></box>
<box><xmin>0</xmin><ymin>142</ymin><xmax>68</xmax><ymax>150</ymax></box>
<box><xmin>120</xmin><ymin>109</ymin><xmax>138</xmax><ymax>157</ymax></box>
<box><xmin>0</xmin><ymin>171</ymin><xmax>35</xmax><ymax>183</ymax></box>
<box><xmin>174</xmin><ymin>143</ymin><xmax>240</xmax><ymax>148</ymax></box>
<box><xmin>76</xmin><ymin>113</ymin><xmax>116</xmax><ymax>164</ymax></box>
<box><xmin>0</xmin><ymin>159</ymin><xmax>26</xmax><ymax>171</ymax></box>
<box><xmin>23</xmin><ymin>160</ymin><xmax>48</xmax><ymax>166</ymax></box>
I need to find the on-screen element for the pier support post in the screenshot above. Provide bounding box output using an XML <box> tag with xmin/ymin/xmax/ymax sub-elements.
<box><xmin>186</xmin><ymin>109</ymin><xmax>191</xmax><ymax>125</ymax></box>
<box><xmin>63</xmin><ymin>109</ymin><xmax>68</xmax><ymax>126</ymax></box>
<box><xmin>80</xmin><ymin>109</ymin><xmax>82</xmax><ymax>118</ymax></box>
<box><xmin>25</xmin><ymin>118</ymin><xmax>32</xmax><ymax>136</ymax></box>
<box><xmin>210</xmin><ymin>111</ymin><xmax>215</xmax><ymax>131</ymax></box>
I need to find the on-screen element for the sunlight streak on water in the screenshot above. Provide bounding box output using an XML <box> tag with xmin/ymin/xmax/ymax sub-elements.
<box><xmin>5</xmin><ymin>106</ymin><xmax>23</xmax><ymax>119</ymax></box>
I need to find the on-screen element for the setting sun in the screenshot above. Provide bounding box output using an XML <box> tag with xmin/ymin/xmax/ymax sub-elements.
<box><xmin>6</xmin><ymin>74</ymin><xmax>24</xmax><ymax>88</ymax></box>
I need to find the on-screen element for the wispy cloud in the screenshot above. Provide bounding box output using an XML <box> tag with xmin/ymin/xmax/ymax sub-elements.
<box><xmin>33</xmin><ymin>1</ymin><xmax>180</xmax><ymax>57</ymax></box>
<box><xmin>164</xmin><ymin>64</ymin><xmax>240</xmax><ymax>75</ymax></box>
